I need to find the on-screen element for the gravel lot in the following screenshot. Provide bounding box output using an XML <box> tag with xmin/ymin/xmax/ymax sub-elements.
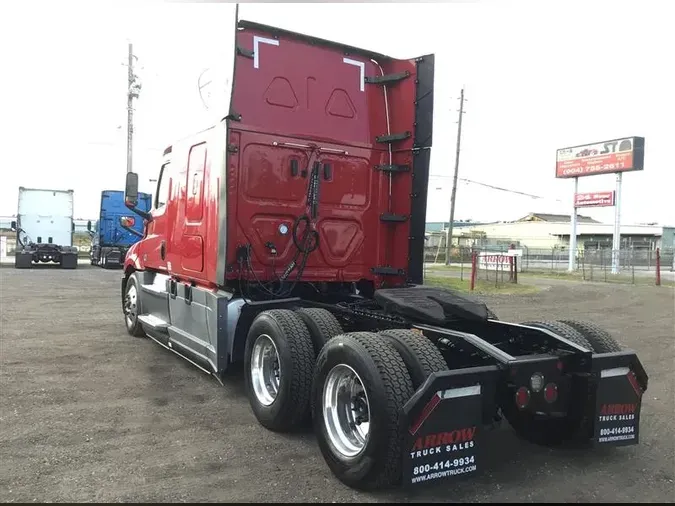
<box><xmin>1</xmin><ymin>265</ymin><xmax>673</xmax><ymax>503</ymax></box>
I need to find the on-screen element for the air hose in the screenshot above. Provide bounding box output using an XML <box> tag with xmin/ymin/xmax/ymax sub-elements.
<box><xmin>246</xmin><ymin>153</ymin><xmax>322</xmax><ymax>297</ymax></box>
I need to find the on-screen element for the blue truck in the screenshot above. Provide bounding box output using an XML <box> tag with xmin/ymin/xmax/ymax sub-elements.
<box><xmin>88</xmin><ymin>190</ymin><xmax>152</xmax><ymax>268</ymax></box>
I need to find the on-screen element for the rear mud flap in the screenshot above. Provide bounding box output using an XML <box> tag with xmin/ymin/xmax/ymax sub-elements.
<box><xmin>105</xmin><ymin>253</ymin><xmax>122</xmax><ymax>267</ymax></box>
<box><xmin>400</xmin><ymin>365</ymin><xmax>500</xmax><ymax>488</ymax></box>
<box><xmin>592</xmin><ymin>352</ymin><xmax>646</xmax><ymax>447</ymax></box>
<box><xmin>15</xmin><ymin>252</ymin><xmax>33</xmax><ymax>269</ymax></box>
<box><xmin>61</xmin><ymin>253</ymin><xmax>78</xmax><ymax>270</ymax></box>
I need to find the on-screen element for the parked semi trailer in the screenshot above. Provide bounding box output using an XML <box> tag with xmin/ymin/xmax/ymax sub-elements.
<box><xmin>119</xmin><ymin>19</ymin><xmax>648</xmax><ymax>490</ymax></box>
<box><xmin>11</xmin><ymin>187</ymin><xmax>79</xmax><ymax>269</ymax></box>
<box><xmin>88</xmin><ymin>190</ymin><xmax>152</xmax><ymax>269</ymax></box>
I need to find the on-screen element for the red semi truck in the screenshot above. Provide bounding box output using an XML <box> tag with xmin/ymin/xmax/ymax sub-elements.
<box><xmin>120</xmin><ymin>19</ymin><xmax>648</xmax><ymax>490</ymax></box>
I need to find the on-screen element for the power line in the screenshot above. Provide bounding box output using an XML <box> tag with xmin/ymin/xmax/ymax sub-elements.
<box><xmin>458</xmin><ymin>177</ymin><xmax>561</xmax><ymax>201</ymax></box>
<box><xmin>430</xmin><ymin>174</ymin><xmax>564</xmax><ymax>202</ymax></box>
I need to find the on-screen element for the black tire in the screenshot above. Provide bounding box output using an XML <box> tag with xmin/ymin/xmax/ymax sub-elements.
<box><xmin>487</xmin><ymin>308</ymin><xmax>499</xmax><ymax>320</ymax></box>
<box><xmin>123</xmin><ymin>275</ymin><xmax>146</xmax><ymax>338</ymax></box>
<box><xmin>557</xmin><ymin>320</ymin><xmax>622</xmax><ymax>353</ymax></box>
<box><xmin>244</xmin><ymin>309</ymin><xmax>315</xmax><ymax>432</ymax></box>
<box><xmin>294</xmin><ymin>307</ymin><xmax>343</xmax><ymax>354</ymax></box>
<box><xmin>313</xmin><ymin>332</ymin><xmax>414</xmax><ymax>490</ymax></box>
<box><xmin>503</xmin><ymin>320</ymin><xmax>594</xmax><ymax>446</ymax></box>
<box><xmin>378</xmin><ymin>329</ymin><xmax>448</xmax><ymax>389</ymax></box>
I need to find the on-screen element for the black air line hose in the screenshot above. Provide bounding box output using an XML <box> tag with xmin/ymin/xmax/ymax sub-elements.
<box><xmin>247</xmin><ymin>151</ymin><xmax>323</xmax><ymax>298</ymax></box>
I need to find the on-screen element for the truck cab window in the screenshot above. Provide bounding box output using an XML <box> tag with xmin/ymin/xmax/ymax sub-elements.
<box><xmin>155</xmin><ymin>162</ymin><xmax>171</xmax><ymax>209</ymax></box>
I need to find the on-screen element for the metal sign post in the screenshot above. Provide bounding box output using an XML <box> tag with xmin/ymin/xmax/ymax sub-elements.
<box><xmin>568</xmin><ymin>177</ymin><xmax>578</xmax><ymax>272</ymax></box>
<box><xmin>611</xmin><ymin>172</ymin><xmax>623</xmax><ymax>274</ymax></box>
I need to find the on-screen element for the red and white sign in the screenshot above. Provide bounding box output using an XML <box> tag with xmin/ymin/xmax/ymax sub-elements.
<box><xmin>555</xmin><ymin>137</ymin><xmax>644</xmax><ymax>178</ymax></box>
<box><xmin>574</xmin><ymin>191</ymin><xmax>615</xmax><ymax>208</ymax></box>
<box><xmin>478</xmin><ymin>250</ymin><xmax>523</xmax><ymax>272</ymax></box>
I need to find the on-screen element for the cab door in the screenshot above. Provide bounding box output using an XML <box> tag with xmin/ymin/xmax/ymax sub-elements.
<box><xmin>141</xmin><ymin>160</ymin><xmax>172</xmax><ymax>272</ymax></box>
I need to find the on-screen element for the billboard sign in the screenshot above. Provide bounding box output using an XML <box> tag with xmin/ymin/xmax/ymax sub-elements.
<box><xmin>555</xmin><ymin>137</ymin><xmax>645</xmax><ymax>178</ymax></box>
<box><xmin>574</xmin><ymin>191</ymin><xmax>615</xmax><ymax>208</ymax></box>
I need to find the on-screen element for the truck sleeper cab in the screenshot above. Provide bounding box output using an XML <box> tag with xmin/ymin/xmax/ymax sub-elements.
<box><xmin>89</xmin><ymin>190</ymin><xmax>152</xmax><ymax>269</ymax></box>
<box><xmin>120</xmin><ymin>18</ymin><xmax>648</xmax><ymax>491</ymax></box>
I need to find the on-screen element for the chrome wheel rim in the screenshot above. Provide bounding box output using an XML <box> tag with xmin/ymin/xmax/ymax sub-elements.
<box><xmin>323</xmin><ymin>364</ymin><xmax>371</xmax><ymax>458</ymax></box>
<box><xmin>251</xmin><ymin>334</ymin><xmax>281</xmax><ymax>406</ymax></box>
<box><xmin>124</xmin><ymin>284</ymin><xmax>137</xmax><ymax>327</ymax></box>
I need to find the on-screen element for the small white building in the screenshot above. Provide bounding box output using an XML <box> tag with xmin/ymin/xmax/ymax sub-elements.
<box><xmin>454</xmin><ymin>213</ymin><xmax>664</xmax><ymax>251</ymax></box>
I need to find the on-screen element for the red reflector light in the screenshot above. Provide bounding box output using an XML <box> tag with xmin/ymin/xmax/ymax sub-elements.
<box><xmin>627</xmin><ymin>371</ymin><xmax>643</xmax><ymax>397</ymax></box>
<box><xmin>515</xmin><ymin>386</ymin><xmax>530</xmax><ymax>409</ymax></box>
<box><xmin>121</xmin><ymin>217</ymin><xmax>135</xmax><ymax>227</ymax></box>
<box><xmin>544</xmin><ymin>383</ymin><xmax>558</xmax><ymax>403</ymax></box>
<box><xmin>409</xmin><ymin>392</ymin><xmax>441</xmax><ymax>436</ymax></box>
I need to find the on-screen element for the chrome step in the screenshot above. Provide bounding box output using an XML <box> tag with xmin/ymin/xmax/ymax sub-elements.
<box><xmin>138</xmin><ymin>314</ymin><xmax>169</xmax><ymax>330</ymax></box>
<box><xmin>141</xmin><ymin>283</ymin><xmax>165</xmax><ymax>295</ymax></box>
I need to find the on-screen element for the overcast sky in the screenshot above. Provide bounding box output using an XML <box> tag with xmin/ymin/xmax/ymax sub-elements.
<box><xmin>1</xmin><ymin>0</ymin><xmax>672</xmax><ymax>226</ymax></box>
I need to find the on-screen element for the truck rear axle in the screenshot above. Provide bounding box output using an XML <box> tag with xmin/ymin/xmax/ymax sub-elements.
<box><xmin>15</xmin><ymin>243</ymin><xmax>78</xmax><ymax>269</ymax></box>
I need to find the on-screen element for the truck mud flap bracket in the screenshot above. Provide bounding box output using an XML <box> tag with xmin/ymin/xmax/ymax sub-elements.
<box><xmin>400</xmin><ymin>365</ymin><xmax>500</xmax><ymax>488</ymax></box>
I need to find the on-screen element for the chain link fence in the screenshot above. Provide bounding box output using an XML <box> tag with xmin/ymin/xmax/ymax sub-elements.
<box><xmin>423</xmin><ymin>247</ymin><xmax>520</xmax><ymax>288</ymax></box>
<box><xmin>424</xmin><ymin>245</ymin><xmax>674</xmax><ymax>285</ymax></box>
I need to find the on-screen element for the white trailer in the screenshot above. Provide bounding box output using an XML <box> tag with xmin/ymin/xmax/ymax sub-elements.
<box><xmin>11</xmin><ymin>187</ymin><xmax>79</xmax><ymax>269</ymax></box>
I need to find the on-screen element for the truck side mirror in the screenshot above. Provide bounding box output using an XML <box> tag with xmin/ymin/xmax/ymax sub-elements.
<box><xmin>10</xmin><ymin>220</ymin><xmax>16</xmax><ymax>231</ymax></box>
<box><xmin>125</xmin><ymin>172</ymin><xmax>139</xmax><ymax>208</ymax></box>
<box><xmin>119</xmin><ymin>216</ymin><xmax>143</xmax><ymax>238</ymax></box>
<box><xmin>87</xmin><ymin>220</ymin><xmax>92</xmax><ymax>231</ymax></box>
<box><xmin>120</xmin><ymin>216</ymin><xmax>136</xmax><ymax>228</ymax></box>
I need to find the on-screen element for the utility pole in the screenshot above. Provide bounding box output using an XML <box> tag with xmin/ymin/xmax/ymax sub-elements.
<box><xmin>445</xmin><ymin>88</ymin><xmax>467</xmax><ymax>265</ymax></box>
<box><xmin>125</xmin><ymin>43</ymin><xmax>141</xmax><ymax>174</ymax></box>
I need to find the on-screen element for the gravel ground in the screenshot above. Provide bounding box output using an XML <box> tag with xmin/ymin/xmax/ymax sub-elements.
<box><xmin>0</xmin><ymin>265</ymin><xmax>673</xmax><ymax>503</ymax></box>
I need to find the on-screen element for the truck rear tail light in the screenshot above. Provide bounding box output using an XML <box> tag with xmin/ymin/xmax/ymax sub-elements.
<box><xmin>515</xmin><ymin>386</ymin><xmax>530</xmax><ymax>409</ymax></box>
<box><xmin>530</xmin><ymin>373</ymin><xmax>544</xmax><ymax>392</ymax></box>
<box><xmin>544</xmin><ymin>383</ymin><xmax>558</xmax><ymax>403</ymax></box>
